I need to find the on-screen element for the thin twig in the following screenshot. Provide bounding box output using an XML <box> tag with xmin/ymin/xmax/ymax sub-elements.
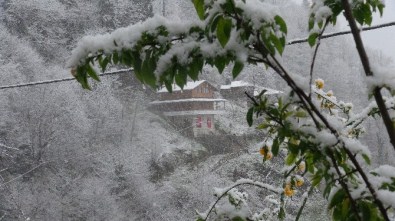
<box><xmin>327</xmin><ymin>151</ymin><xmax>362</xmax><ymax>221</ymax></box>
<box><xmin>245</xmin><ymin>91</ymin><xmax>259</xmax><ymax>106</ymax></box>
<box><xmin>295</xmin><ymin>186</ymin><xmax>315</xmax><ymax>221</ymax></box>
<box><xmin>200</xmin><ymin>180</ymin><xmax>281</xmax><ymax>221</ymax></box>
<box><xmin>309</xmin><ymin>20</ymin><xmax>329</xmax><ymax>99</ymax></box>
<box><xmin>0</xmin><ymin>144</ymin><xmax>19</xmax><ymax>151</ymax></box>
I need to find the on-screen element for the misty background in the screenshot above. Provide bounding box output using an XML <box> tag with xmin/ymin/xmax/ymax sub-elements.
<box><xmin>0</xmin><ymin>0</ymin><xmax>393</xmax><ymax>220</ymax></box>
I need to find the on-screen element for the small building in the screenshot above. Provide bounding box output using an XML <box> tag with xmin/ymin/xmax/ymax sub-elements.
<box><xmin>150</xmin><ymin>80</ymin><xmax>226</xmax><ymax>137</ymax></box>
<box><xmin>221</xmin><ymin>81</ymin><xmax>282</xmax><ymax>102</ymax></box>
<box><xmin>253</xmin><ymin>86</ymin><xmax>282</xmax><ymax>97</ymax></box>
<box><xmin>220</xmin><ymin>81</ymin><xmax>255</xmax><ymax>101</ymax></box>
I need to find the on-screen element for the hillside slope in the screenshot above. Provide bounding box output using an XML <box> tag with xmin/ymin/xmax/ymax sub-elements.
<box><xmin>0</xmin><ymin>0</ymin><xmax>392</xmax><ymax>220</ymax></box>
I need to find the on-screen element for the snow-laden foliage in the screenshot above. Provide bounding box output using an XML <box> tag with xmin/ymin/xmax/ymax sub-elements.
<box><xmin>1</xmin><ymin>0</ymin><xmax>394</xmax><ymax>220</ymax></box>
<box><xmin>68</xmin><ymin>0</ymin><xmax>288</xmax><ymax>90</ymax></box>
<box><xmin>68</xmin><ymin>0</ymin><xmax>395</xmax><ymax>220</ymax></box>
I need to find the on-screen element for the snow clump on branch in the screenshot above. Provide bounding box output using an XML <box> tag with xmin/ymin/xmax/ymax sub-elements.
<box><xmin>66</xmin><ymin>15</ymin><xmax>204</xmax><ymax>68</ymax></box>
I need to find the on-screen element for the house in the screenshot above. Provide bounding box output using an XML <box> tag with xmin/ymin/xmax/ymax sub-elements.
<box><xmin>220</xmin><ymin>81</ymin><xmax>255</xmax><ymax>101</ymax></box>
<box><xmin>150</xmin><ymin>80</ymin><xmax>226</xmax><ymax>137</ymax></box>
<box><xmin>220</xmin><ymin>81</ymin><xmax>282</xmax><ymax>102</ymax></box>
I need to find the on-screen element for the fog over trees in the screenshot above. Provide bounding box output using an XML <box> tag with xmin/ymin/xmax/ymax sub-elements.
<box><xmin>0</xmin><ymin>0</ymin><xmax>393</xmax><ymax>220</ymax></box>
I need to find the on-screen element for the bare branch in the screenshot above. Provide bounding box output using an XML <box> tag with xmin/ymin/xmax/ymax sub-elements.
<box><xmin>199</xmin><ymin>180</ymin><xmax>281</xmax><ymax>221</ymax></box>
<box><xmin>0</xmin><ymin>144</ymin><xmax>19</xmax><ymax>151</ymax></box>
<box><xmin>340</xmin><ymin>0</ymin><xmax>395</xmax><ymax>152</ymax></box>
<box><xmin>309</xmin><ymin>20</ymin><xmax>329</xmax><ymax>99</ymax></box>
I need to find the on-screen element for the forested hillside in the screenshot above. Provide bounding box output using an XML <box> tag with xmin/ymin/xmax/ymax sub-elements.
<box><xmin>0</xmin><ymin>0</ymin><xmax>393</xmax><ymax>220</ymax></box>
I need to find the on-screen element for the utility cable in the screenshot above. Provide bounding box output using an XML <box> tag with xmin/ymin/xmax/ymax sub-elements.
<box><xmin>0</xmin><ymin>21</ymin><xmax>394</xmax><ymax>90</ymax></box>
<box><xmin>0</xmin><ymin>68</ymin><xmax>133</xmax><ymax>90</ymax></box>
<box><xmin>288</xmin><ymin>21</ymin><xmax>395</xmax><ymax>45</ymax></box>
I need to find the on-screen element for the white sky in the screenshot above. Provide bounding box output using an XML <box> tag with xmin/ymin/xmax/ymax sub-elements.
<box><xmin>292</xmin><ymin>0</ymin><xmax>395</xmax><ymax>62</ymax></box>
<box><xmin>359</xmin><ymin>1</ymin><xmax>395</xmax><ymax>62</ymax></box>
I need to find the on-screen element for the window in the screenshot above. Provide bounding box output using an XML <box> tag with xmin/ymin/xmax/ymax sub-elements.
<box><xmin>196</xmin><ymin>116</ymin><xmax>202</xmax><ymax>128</ymax></box>
<box><xmin>207</xmin><ymin>117</ymin><xmax>212</xmax><ymax>128</ymax></box>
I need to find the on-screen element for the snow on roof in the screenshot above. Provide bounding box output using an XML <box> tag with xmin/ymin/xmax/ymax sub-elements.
<box><xmin>150</xmin><ymin>98</ymin><xmax>226</xmax><ymax>104</ymax></box>
<box><xmin>157</xmin><ymin>80</ymin><xmax>207</xmax><ymax>93</ymax></box>
<box><xmin>163</xmin><ymin>110</ymin><xmax>225</xmax><ymax>116</ymax></box>
<box><xmin>253</xmin><ymin>87</ymin><xmax>282</xmax><ymax>96</ymax></box>
<box><xmin>220</xmin><ymin>81</ymin><xmax>252</xmax><ymax>89</ymax></box>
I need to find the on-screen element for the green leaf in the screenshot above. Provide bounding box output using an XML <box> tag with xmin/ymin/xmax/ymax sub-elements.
<box><xmin>260</xmin><ymin>31</ymin><xmax>275</xmax><ymax>55</ymax></box>
<box><xmin>279</xmin><ymin>36</ymin><xmax>286</xmax><ymax>49</ymax></box>
<box><xmin>329</xmin><ymin>189</ymin><xmax>346</xmax><ymax>209</ymax></box>
<box><xmin>86</xmin><ymin>64</ymin><xmax>100</xmax><ymax>82</ymax></box>
<box><xmin>307</xmin><ymin>159</ymin><xmax>315</xmax><ymax>173</ymax></box>
<box><xmin>362</xmin><ymin>3</ymin><xmax>373</xmax><ymax>25</ymax></box>
<box><xmin>257</xmin><ymin>122</ymin><xmax>270</xmax><ymax>129</ymax></box>
<box><xmin>294</xmin><ymin>110</ymin><xmax>308</xmax><ymax>118</ymax></box>
<box><xmin>353</xmin><ymin>3</ymin><xmax>372</xmax><ymax>25</ymax></box>
<box><xmin>359</xmin><ymin>201</ymin><xmax>373</xmax><ymax>221</ymax></box>
<box><xmin>378</xmin><ymin>4</ymin><xmax>384</xmax><ymax>16</ymax></box>
<box><xmin>362</xmin><ymin>154</ymin><xmax>371</xmax><ymax>165</ymax></box>
<box><xmin>131</xmin><ymin>50</ymin><xmax>143</xmax><ymax>81</ymax></box>
<box><xmin>311</xmin><ymin>174</ymin><xmax>322</xmax><ymax>187</ymax></box>
<box><xmin>175</xmin><ymin>66</ymin><xmax>188</xmax><ymax>89</ymax></box>
<box><xmin>193</xmin><ymin>0</ymin><xmax>205</xmax><ymax>20</ymax></box>
<box><xmin>246</xmin><ymin>107</ymin><xmax>254</xmax><ymax>127</ymax></box>
<box><xmin>308</xmin><ymin>33</ymin><xmax>319</xmax><ymax>47</ymax></box>
<box><xmin>99</xmin><ymin>56</ymin><xmax>110</xmax><ymax>72</ymax></box>
<box><xmin>288</xmin><ymin>143</ymin><xmax>299</xmax><ymax>155</ymax></box>
<box><xmin>121</xmin><ymin>49</ymin><xmax>133</xmax><ymax>66</ymax></box>
<box><xmin>308</xmin><ymin>16</ymin><xmax>315</xmax><ymax>31</ymax></box>
<box><xmin>332</xmin><ymin>204</ymin><xmax>342</xmax><ymax>221</ymax></box>
<box><xmin>189</xmin><ymin>56</ymin><xmax>203</xmax><ymax>80</ymax></box>
<box><xmin>210</xmin><ymin>13</ymin><xmax>222</xmax><ymax>33</ymax></box>
<box><xmin>274</xmin><ymin>15</ymin><xmax>287</xmax><ymax>34</ymax></box>
<box><xmin>341</xmin><ymin>197</ymin><xmax>350</xmax><ymax>219</ymax></box>
<box><xmin>214</xmin><ymin>56</ymin><xmax>227</xmax><ymax>74</ymax></box>
<box><xmin>272</xmin><ymin>137</ymin><xmax>280</xmax><ymax>156</ymax></box>
<box><xmin>278</xmin><ymin>207</ymin><xmax>286</xmax><ymax>220</ymax></box>
<box><xmin>76</xmin><ymin>65</ymin><xmax>91</xmax><ymax>90</ymax></box>
<box><xmin>270</xmin><ymin>33</ymin><xmax>284</xmax><ymax>55</ymax></box>
<box><xmin>285</xmin><ymin>153</ymin><xmax>297</xmax><ymax>165</ymax></box>
<box><xmin>232</xmin><ymin>217</ymin><xmax>245</xmax><ymax>221</ymax></box>
<box><xmin>164</xmin><ymin>81</ymin><xmax>173</xmax><ymax>93</ymax></box>
<box><xmin>141</xmin><ymin>51</ymin><xmax>157</xmax><ymax>87</ymax></box>
<box><xmin>232</xmin><ymin>60</ymin><xmax>244</xmax><ymax>79</ymax></box>
<box><xmin>318</xmin><ymin>21</ymin><xmax>323</xmax><ymax>29</ymax></box>
<box><xmin>113</xmin><ymin>51</ymin><xmax>119</xmax><ymax>64</ymax></box>
<box><xmin>217</xmin><ymin>17</ymin><xmax>232</xmax><ymax>48</ymax></box>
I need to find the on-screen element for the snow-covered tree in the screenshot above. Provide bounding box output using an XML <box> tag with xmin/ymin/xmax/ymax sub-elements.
<box><xmin>68</xmin><ymin>0</ymin><xmax>395</xmax><ymax>220</ymax></box>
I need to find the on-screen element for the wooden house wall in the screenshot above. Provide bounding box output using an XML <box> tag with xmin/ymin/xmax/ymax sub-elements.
<box><xmin>159</xmin><ymin>82</ymin><xmax>216</xmax><ymax>101</ymax></box>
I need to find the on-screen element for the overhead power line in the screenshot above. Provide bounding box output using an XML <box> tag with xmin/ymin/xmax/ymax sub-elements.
<box><xmin>0</xmin><ymin>68</ymin><xmax>133</xmax><ymax>90</ymax></box>
<box><xmin>0</xmin><ymin>21</ymin><xmax>394</xmax><ymax>90</ymax></box>
<box><xmin>288</xmin><ymin>21</ymin><xmax>395</xmax><ymax>45</ymax></box>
